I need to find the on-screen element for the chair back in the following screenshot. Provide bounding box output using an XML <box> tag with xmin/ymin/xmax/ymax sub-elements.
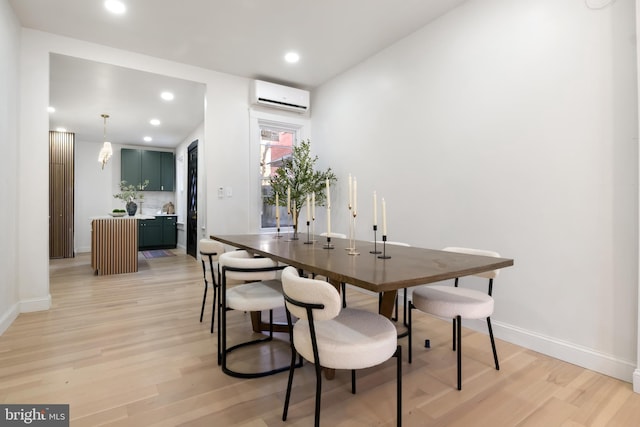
<box><xmin>443</xmin><ymin>247</ymin><xmax>501</xmax><ymax>279</ymax></box>
<box><xmin>281</xmin><ymin>267</ymin><xmax>341</xmax><ymax>321</ymax></box>
<box><xmin>219</xmin><ymin>250</ymin><xmax>279</xmax><ymax>281</ymax></box>
<box><xmin>199</xmin><ymin>239</ymin><xmax>225</xmax><ymax>261</ymax></box>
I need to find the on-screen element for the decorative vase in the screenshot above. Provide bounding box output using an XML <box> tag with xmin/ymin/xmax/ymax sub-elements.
<box><xmin>126</xmin><ymin>201</ymin><xmax>138</xmax><ymax>216</ymax></box>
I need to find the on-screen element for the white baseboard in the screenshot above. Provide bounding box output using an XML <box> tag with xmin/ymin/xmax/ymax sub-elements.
<box><xmin>0</xmin><ymin>303</ymin><xmax>20</xmax><ymax>336</ymax></box>
<box><xmin>19</xmin><ymin>294</ymin><xmax>51</xmax><ymax>313</ymax></box>
<box><xmin>633</xmin><ymin>369</ymin><xmax>640</xmax><ymax>393</ymax></box>
<box><xmin>462</xmin><ymin>318</ymin><xmax>636</xmax><ymax>384</ymax></box>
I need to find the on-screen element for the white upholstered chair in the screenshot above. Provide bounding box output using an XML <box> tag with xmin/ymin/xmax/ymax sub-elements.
<box><xmin>281</xmin><ymin>267</ymin><xmax>402</xmax><ymax>427</ymax></box>
<box><xmin>218</xmin><ymin>250</ymin><xmax>291</xmax><ymax>378</ymax></box>
<box><xmin>408</xmin><ymin>247</ymin><xmax>501</xmax><ymax>390</ymax></box>
<box><xmin>199</xmin><ymin>238</ymin><xmax>225</xmax><ymax>333</ymax></box>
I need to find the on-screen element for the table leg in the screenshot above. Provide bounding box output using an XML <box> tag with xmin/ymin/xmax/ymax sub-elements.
<box><xmin>250</xmin><ymin>311</ymin><xmax>290</xmax><ymax>333</ymax></box>
<box><xmin>379</xmin><ymin>290</ymin><xmax>398</xmax><ymax>319</ymax></box>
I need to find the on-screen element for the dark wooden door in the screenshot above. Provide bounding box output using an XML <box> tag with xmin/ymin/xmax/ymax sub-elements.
<box><xmin>186</xmin><ymin>140</ymin><xmax>198</xmax><ymax>258</ymax></box>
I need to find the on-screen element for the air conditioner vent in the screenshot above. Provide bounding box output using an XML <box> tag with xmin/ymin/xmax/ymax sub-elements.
<box><xmin>251</xmin><ymin>80</ymin><xmax>310</xmax><ymax>114</ymax></box>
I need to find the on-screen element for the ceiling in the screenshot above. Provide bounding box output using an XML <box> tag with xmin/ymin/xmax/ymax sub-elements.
<box><xmin>10</xmin><ymin>0</ymin><xmax>467</xmax><ymax>148</ymax></box>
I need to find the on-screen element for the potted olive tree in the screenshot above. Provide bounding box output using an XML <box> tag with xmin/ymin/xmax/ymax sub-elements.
<box><xmin>114</xmin><ymin>180</ymin><xmax>149</xmax><ymax>216</ymax></box>
<box><xmin>264</xmin><ymin>140</ymin><xmax>337</xmax><ymax>235</ymax></box>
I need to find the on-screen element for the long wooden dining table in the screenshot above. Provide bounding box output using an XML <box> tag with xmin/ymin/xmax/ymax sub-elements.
<box><xmin>210</xmin><ymin>233</ymin><xmax>514</xmax><ymax>319</ymax></box>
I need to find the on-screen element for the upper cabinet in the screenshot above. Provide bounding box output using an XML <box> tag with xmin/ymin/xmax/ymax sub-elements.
<box><xmin>121</xmin><ymin>148</ymin><xmax>175</xmax><ymax>191</ymax></box>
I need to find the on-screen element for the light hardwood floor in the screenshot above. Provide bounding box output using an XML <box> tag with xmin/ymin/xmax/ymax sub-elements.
<box><xmin>1</xmin><ymin>251</ymin><xmax>638</xmax><ymax>426</ymax></box>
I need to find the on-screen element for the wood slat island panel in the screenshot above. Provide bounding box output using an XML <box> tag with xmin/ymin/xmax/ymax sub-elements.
<box><xmin>91</xmin><ymin>217</ymin><xmax>139</xmax><ymax>275</ymax></box>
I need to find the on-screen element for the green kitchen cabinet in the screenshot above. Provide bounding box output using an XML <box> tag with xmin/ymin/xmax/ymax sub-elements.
<box><xmin>121</xmin><ymin>148</ymin><xmax>142</xmax><ymax>188</ymax></box>
<box><xmin>121</xmin><ymin>149</ymin><xmax>174</xmax><ymax>191</ymax></box>
<box><xmin>138</xmin><ymin>218</ymin><xmax>163</xmax><ymax>249</ymax></box>
<box><xmin>160</xmin><ymin>152</ymin><xmax>175</xmax><ymax>191</ymax></box>
<box><xmin>138</xmin><ymin>216</ymin><xmax>177</xmax><ymax>250</ymax></box>
<box><xmin>161</xmin><ymin>215</ymin><xmax>177</xmax><ymax>247</ymax></box>
<box><xmin>141</xmin><ymin>150</ymin><xmax>162</xmax><ymax>190</ymax></box>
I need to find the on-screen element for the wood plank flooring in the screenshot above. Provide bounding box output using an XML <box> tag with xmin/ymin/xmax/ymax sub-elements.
<box><xmin>0</xmin><ymin>251</ymin><xmax>638</xmax><ymax>426</ymax></box>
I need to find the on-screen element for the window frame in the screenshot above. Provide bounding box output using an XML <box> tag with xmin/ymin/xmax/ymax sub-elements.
<box><xmin>249</xmin><ymin>109</ymin><xmax>310</xmax><ymax>233</ymax></box>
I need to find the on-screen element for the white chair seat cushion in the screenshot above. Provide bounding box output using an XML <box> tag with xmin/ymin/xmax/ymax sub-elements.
<box><xmin>293</xmin><ymin>308</ymin><xmax>397</xmax><ymax>370</ymax></box>
<box><xmin>412</xmin><ymin>285</ymin><xmax>494</xmax><ymax>320</ymax></box>
<box><xmin>226</xmin><ymin>279</ymin><xmax>284</xmax><ymax>312</ymax></box>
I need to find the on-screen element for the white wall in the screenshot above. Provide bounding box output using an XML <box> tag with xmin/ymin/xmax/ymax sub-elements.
<box><xmin>16</xmin><ymin>29</ymin><xmax>252</xmax><ymax>314</ymax></box>
<box><xmin>313</xmin><ymin>0</ymin><xmax>638</xmax><ymax>382</ymax></box>
<box><xmin>0</xmin><ymin>0</ymin><xmax>21</xmax><ymax>333</ymax></box>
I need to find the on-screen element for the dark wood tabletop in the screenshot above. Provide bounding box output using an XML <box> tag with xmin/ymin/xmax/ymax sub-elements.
<box><xmin>211</xmin><ymin>233</ymin><xmax>514</xmax><ymax>319</ymax></box>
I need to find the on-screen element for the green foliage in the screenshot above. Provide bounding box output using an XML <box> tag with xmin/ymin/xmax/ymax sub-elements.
<box><xmin>113</xmin><ymin>180</ymin><xmax>149</xmax><ymax>203</ymax></box>
<box><xmin>265</xmin><ymin>140</ymin><xmax>337</xmax><ymax>222</ymax></box>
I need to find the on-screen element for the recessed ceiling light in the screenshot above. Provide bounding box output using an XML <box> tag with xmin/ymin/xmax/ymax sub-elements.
<box><xmin>104</xmin><ymin>0</ymin><xmax>126</xmax><ymax>14</ymax></box>
<box><xmin>161</xmin><ymin>91</ymin><xmax>174</xmax><ymax>101</ymax></box>
<box><xmin>47</xmin><ymin>106</ymin><xmax>55</xmax><ymax>113</ymax></box>
<box><xmin>55</xmin><ymin>127</ymin><xmax>67</xmax><ymax>132</ymax></box>
<box><xmin>143</xmin><ymin>136</ymin><xmax>152</xmax><ymax>142</ymax></box>
<box><xmin>150</xmin><ymin>119</ymin><xmax>161</xmax><ymax>126</ymax></box>
<box><xmin>284</xmin><ymin>52</ymin><xmax>300</xmax><ymax>63</ymax></box>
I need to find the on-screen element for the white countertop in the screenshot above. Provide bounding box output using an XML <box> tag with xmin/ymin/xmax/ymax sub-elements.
<box><xmin>91</xmin><ymin>214</ymin><xmax>157</xmax><ymax>220</ymax></box>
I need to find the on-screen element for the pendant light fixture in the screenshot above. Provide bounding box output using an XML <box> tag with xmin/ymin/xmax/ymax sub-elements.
<box><xmin>98</xmin><ymin>114</ymin><xmax>113</xmax><ymax>169</ymax></box>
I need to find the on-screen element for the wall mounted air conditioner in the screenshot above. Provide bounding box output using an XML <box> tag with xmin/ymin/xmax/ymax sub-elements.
<box><xmin>251</xmin><ymin>80</ymin><xmax>310</xmax><ymax>114</ymax></box>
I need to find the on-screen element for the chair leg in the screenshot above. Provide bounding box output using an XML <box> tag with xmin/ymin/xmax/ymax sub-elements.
<box><xmin>395</xmin><ymin>345</ymin><xmax>402</xmax><ymax>427</ymax></box>
<box><xmin>210</xmin><ymin>283</ymin><xmax>217</xmax><ymax>334</ymax></box>
<box><xmin>200</xmin><ymin>280</ymin><xmax>208</xmax><ymax>322</ymax></box>
<box><xmin>408</xmin><ymin>302</ymin><xmax>413</xmax><ymax>364</ymax></box>
<box><xmin>402</xmin><ymin>289</ymin><xmax>408</xmax><ymax>327</ymax></box>
<box><xmin>452</xmin><ymin>317</ymin><xmax>457</xmax><ymax>351</ymax></box>
<box><xmin>313</xmin><ymin>356</ymin><xmax>323</xmax><ymax>427</ymax></box>
<box><xmin>351</xmin><ymin>370</ymin><xmax>356</xmax><ymax>394</ymax></box>
<box><xmin>341</xmin><ymin>283</ymin><xmax>347</xmax><ymax>308</ymax></box>
<box><xmin>200</xmin><ymin>259</ymin><xmax>208</xmax><ymax>322</ymax></box>
<box><xmin>217</xmin><ymin>283</ymin><xmax>222</xmax><ymax>365</ymax></box>
<box><xmin>487</xmin><ymin>317</ymin><xmax>500</xmax><ymax>370</ymax></box>
<box><xmin>456</xmin><ymin>315</ymin><xmax>462</xmax><ymax>391</ymax></box>
<box><xmin>282</xmin><ymin>348</ymin><xmax>298</xmax><ymax>422</ymax></box>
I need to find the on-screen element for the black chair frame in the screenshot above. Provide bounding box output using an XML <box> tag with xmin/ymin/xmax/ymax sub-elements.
<box><xmin>218</xmin><ymin>263</ymin><xmax>301</xmax><ymax>379</ymax></box>
<box><xmin>282</xmin><ymin>292</ymin><xmax>402</xmax><ymax>427</ymax></box>
<box><xmin>408</xmin><ymin>276</ymin><xmax>500</xmax><ymax>390</ymax></box>
<box><xmin>199</xmin><ymin>250</ymin><xmax>219</xmax><ymax>334</ymax></box>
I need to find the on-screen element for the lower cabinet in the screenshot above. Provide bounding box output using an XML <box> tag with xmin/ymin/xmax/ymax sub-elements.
<box><xmin>138</xmin><ymin>216</ymin><xmax>177</xmax><ymax>250</ymax></box>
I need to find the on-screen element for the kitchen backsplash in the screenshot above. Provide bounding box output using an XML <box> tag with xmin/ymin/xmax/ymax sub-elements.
<box><xmin>138</xmin><ymin>191</ymin><xmax>176</xmax><ymax>215</ymax></box>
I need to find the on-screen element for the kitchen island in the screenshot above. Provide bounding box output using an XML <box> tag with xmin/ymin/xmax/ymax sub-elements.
<box><xmin>90</xmin><ymin>215</ymin><xmax>155</xmax><ymax>275</ymax></box>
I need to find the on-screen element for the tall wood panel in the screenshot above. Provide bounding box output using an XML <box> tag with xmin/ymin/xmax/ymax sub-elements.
<box><xmin>49</xmin><ymin>131</ymin><xmax>75</xmax><ymax>259</ymax></box>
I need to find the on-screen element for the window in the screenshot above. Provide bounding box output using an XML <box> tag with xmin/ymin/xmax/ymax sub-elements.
<box><xmin>249</xmin><ymin>110</ymin><xmax>309</xmax><ymax>233</ymax></box>
<box><xmin>260</xmin><ymin>126</ymin><xmax>295</xmax><ymax>229</ymax></box>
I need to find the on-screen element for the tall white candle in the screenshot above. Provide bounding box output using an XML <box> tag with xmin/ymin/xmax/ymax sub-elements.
<box><xmin>327</xmin><ymin>207</ymin><xmax>331</xmax><ymax>235</ymax></box>
<box><xmin>382</xmin><ymin>198</ymin><xmax>387</xmax><ymax>235</ymax></box>
<box><xmin>312</xmin><ymin>192</ymin><xmax>316</xmax><ymax>220</ymax></box>
<box><xmin>348</xmin><ymin>173</ymin><xmax>353</xmax><ymax>209</ymax></box>
<box><xmin>353</xmin><ymin>178</ymin><xmax>357</xmax><ymax>216</ymax></box>
<box><xmin>373</xmin><ymin>191</ymin><xmax>377</xmax><ymax>226</ymax></box>
<box><xmin>287</xmin><ymin>186</ymin><xmax>291</xmax><ymax>215</ymax></box>
<box><xmin>326</xmin><ymin>179</ymin><xmax>331</xmax><ymax>209</ymax></box>
<box><xmin>306</xmin><ymin>194</ymin><xmax>310</xmax><ymax>223</ymax></box>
